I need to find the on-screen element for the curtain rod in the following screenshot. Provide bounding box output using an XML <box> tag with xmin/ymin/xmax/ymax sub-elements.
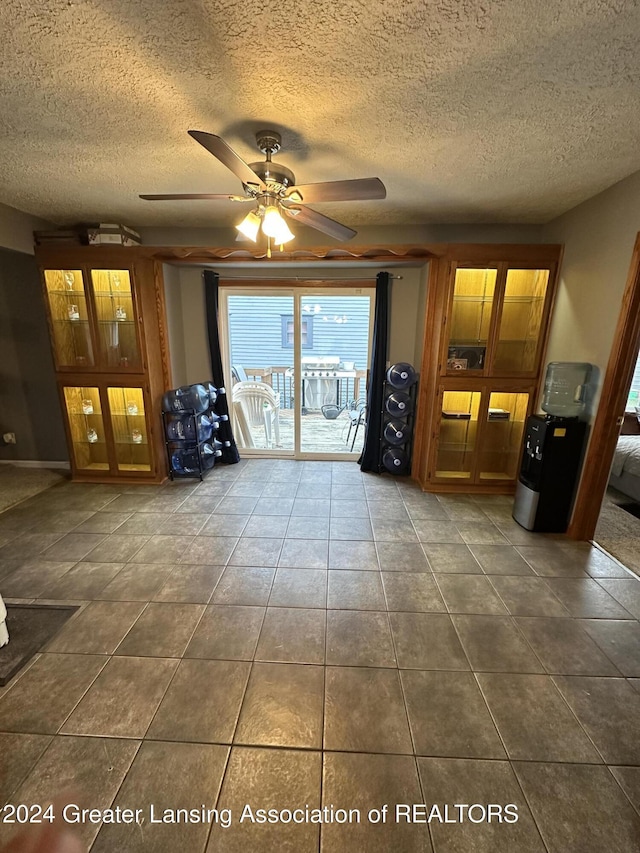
<box><xmin>214</xmin><ymin>274</ymin><xmax>404</xmax><ymax>281</ymax></box>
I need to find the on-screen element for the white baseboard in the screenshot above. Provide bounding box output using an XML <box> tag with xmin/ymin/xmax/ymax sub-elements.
<box><xmin>0</xmin><ymin>460</ymin><xmax>70</xmax><ymax>470</ymax></box>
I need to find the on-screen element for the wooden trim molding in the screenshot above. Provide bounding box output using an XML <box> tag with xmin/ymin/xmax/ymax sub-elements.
<box><xmin>34</xmin><ymin>242</ymin><xmax>564</xmax><ymax>266</ymax></box>
<box><xmin>144</xmin><ymin>244</ymin><xmax>436</xmax><ymax>263</ymax></box>
<box><xmin>568</xmin><ymin>232</ymin><xmax>640</xmax><ymax>540</ymax></box>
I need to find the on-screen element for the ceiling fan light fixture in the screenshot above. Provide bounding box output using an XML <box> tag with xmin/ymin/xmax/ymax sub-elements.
<box><xmin>273</xmin><ymin>219</ymin><xmax>295</xmax><ymax>246</ymax></box>
<box><xmin>262</xmin><ymin>205</ymin><xmax>294</xmax><ymax>244</ymax></box>
<box><xmin>236</xmin><ymin>210</ymin><xmax>261</xmax><ymax>242</ymax></box>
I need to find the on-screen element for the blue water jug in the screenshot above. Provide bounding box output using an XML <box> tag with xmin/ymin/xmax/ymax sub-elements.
<box><xmin>170</xmin><ymin>446</ymin><xmax>201</xmax><ymax>475</ymax></box>
<box><xmin>201</xmin><ymin>440</ymin><xmax>223</xmax><ymax>470</ymax></box>
<box><xmin>196</xmin><ymin>414</ymin><xmax>214</xmax><ymax>442</ymax></box>
<box><xmin>164</xmin><ymin>413</ymin><xmax>214</xmax><ymax>442</ymax></box>
<box><xmin>382</xmin><ymin>447</ymin><xmax>410</xmax><ymax>474</ymax></box>
<box><xmin>541</xmin><ymin>362</ymin><xmax>592</xmax><ymax>418</ymax></box>
<box><xmin>386</xmin><ymin>363</ymin><xmax>417</xmax><ymax>389</ymax></box>
<box><xmin>162</xmin><ymin>384</ymin><xmax>210</xmax><ymax>414</ymax></box>
<box><xmin>385</xmin><ymin>391</ymin><xmax>413</xmax><ymax>418</ymax></box>
<box><xmin>209</xmin><ymin>413</ymin><xmax>227</xmax><ymax>431</ymax></box>
<box><xmin>199</xmin><ymin>382</ymin><xmax>217</xmax><ymax>406</ymax></box>
<box><xmin>165</xmin><ymin>415</ymin><xmax>186</xmax><ymax>441</ymax></box>
<box><xmin>384</xmin><ymin>420</ymin><xmax>410</xmax><ymax>446</ymax></box>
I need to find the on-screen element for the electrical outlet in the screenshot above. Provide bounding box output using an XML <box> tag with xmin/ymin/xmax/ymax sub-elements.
<box><xmin>2</xmin><ymin>433</ymin><xmax>16</xmax><ymax>445</ymax></box>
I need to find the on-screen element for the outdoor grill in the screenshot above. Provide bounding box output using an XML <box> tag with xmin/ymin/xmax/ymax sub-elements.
<box><xmin>286</xmin><ymin>357</ymin><xmax>357</xmax><ymax>411</ymax></box>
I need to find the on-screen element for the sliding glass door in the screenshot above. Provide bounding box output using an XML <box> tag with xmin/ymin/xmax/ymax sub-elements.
<box><xmin>222</xmin><ymin>290</ymin><xmax>295</xmax><ymax>454</ymax></box>
<box><xmin>298</xmin><ymin>292</ymin><xmax>372</xmax><ymax>455</ymax></box>
<box><xmin>220</xmin><ymin>285</ymin><xmax>374</xmax><ymax>458</ymax></box>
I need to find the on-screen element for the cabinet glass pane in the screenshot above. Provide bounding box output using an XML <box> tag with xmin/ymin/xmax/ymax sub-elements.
<box><xmin>479</xmin><ymin>392</ymin><xmax>529</xmax><ymax>481</ymax></box>
<box><xmin>447</xmin><ymin>268</ymin><xmax>497</xmax><ymax>371</ymax></box>
<box><xmin>107</xmin><ymin>387</ymin><xmax>151</xmax><ymax>472</ymax></box>
<box><xmin>44</xmin><ymin>270</ymin><xmax>94</xmax><ymax>368</ymax></box>
<box><xmin>436</xmin><ymin>391</ymin><xmax>481</xmax><ymax>479</ymax></box>
<box><xmin>91</xmin><ymin>270</ymin><xmax>141</xmax><ymax>369</ymax></box>
<box><xmin>494</xmin><ymin>269</ymin><xmax>550</xmax><ymax>373</ymax></box>
<box><xmin>63</xmin><ymin>386</ymin><xmax>109</xmax><ymax>470</ymax></box>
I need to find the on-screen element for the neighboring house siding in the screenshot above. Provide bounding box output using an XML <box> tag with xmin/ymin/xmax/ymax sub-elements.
<box><xmin>228</xmin><ymin>295</ymin><xmax>371</xmax><ymax>372</ymax></box>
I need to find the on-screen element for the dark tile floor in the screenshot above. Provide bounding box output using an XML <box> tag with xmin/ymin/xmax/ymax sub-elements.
<box><xmin>1</xmin><ymin>459</ymin><xmax>640</xmax><ymax>852</ymax></box>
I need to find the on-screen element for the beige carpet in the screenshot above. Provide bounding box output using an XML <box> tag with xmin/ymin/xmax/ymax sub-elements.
<box><xmin>594</xmin><ymin>487</ymin><xmax>640</xmax><ymax>577</ymax></box>
<box><xmin>0</xmin><ymin>465</ymin><xmax>67</xmax><ymax>514</ymax></box>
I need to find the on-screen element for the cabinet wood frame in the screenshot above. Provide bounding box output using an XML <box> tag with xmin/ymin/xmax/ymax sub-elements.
<box><xmin>414</xmin><ymin>245</ymin><xmax>562</xmax><ymax>494</ymax></box>
<box><xmin>37</xmin><ymin>246</ymin><xmax>172</xmax><ymax>483</ymax></box>
<box><xmin>428</xmin><ymin>379</ymin><xmax>537</xmax><ymax>487</ymax></box>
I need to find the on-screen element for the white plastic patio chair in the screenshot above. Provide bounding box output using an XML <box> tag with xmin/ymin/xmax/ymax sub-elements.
<box><xmin>346</xmin><ymin>398</ymin><xmax>367</xmax><ymax>451</ymax></box>
<box><xmin>232</xmin><ymin>381</ymin><xmax>281</xmax><ymax>448</ymax></box>
<box><xmin>0</xmin><ymin>593</ymin><xmax>8</xmax><ymax>646</ymax></box>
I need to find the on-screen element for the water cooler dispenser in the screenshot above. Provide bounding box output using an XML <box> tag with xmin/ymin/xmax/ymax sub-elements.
<box><xmin>512</xmin><ymin>362</ymin><xmax>591</xmax><ymax>533</ymax></box>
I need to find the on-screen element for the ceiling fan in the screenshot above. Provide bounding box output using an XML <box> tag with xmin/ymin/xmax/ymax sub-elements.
<box><xmin>140</xmin><ymin>129</ymin><xmax>386</xmax><ymax>250</ymax></box>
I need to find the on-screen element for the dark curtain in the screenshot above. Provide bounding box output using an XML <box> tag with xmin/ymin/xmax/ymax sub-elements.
<box><xmin>203</xmin><ymin>269</ymin><xmax>240</xmax><ymax>464</ymax></box>
<box><xmin>359</xmin><ymin>271</ymin><xmax>391</xmax><ymax>472</ymax></box>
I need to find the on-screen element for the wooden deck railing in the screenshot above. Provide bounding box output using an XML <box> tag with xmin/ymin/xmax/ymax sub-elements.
<box><xmin>239</xmin><ymin>367</ymin><xmax>367</xmax><ymax>410</ymax></box>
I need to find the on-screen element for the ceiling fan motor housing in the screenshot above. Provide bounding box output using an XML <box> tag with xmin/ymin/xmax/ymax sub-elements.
<box><xmin>246</xmin><ymin>161</ymin><xmax>296</xmax><ymax>196</ymax></box>
<box><xmin>245</xmin><ymin>129</ymin><xmax>296</xmax><ymax>196</ymax></box>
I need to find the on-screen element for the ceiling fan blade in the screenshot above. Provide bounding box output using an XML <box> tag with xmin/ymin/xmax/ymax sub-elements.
<box><xmin>284</xmin><ymin>205</ymin><xmax>356</xmax><ymax>241</ymax></box>
<box><xmin>139</xmin><ymin>193</ymin><xmax>251</xmax><ymax>201</ymax></box>
<box><xmin>188</xmin><ymin>131</ymin><xmax>267</xmax><ymax>190</ymax></box>
<box><xmin>285</xmin><ymin>177</ymin><xmax>386</xmax><ymax>203</ymax></box>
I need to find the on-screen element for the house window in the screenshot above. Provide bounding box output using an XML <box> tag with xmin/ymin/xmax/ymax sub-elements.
<box><xmin>626</xmin><ymin>350</ymin><xmax>640</xmax><ymax>411</ymax></box>
<box><xmin>281</xmin><ymin>315</ymin><xmax>313</xmax><ymax>349</ymax></box>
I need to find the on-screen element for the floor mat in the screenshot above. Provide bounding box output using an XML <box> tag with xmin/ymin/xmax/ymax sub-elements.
<box><xmin>0</xmin><ymin>604</ymin><xmax>79</xmax><ymax>686</ymax></box>
<box><xmin>618</xmin><ymin>502</ymin><xmax>640</xmax><ymax>520</ymax></box>
<box><xmin>0</xmin><ymin>465</ymin><xmax>67</xmax><ymax>514</ymax></box>
<box><xmin>595</xmin><ymin>487</ymin><xmax>640</xmax><ymax>577</ymax></box>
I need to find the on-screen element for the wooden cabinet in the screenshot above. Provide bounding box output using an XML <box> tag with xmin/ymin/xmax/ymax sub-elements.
<box><xmin>414</xmin><ymin>246</ymin><xmax>561</xmax><ymax>493</ymax></box>
<box><xmin>37</xmin><ymin>247</ymin><xmax>171</xmax><ymax>483</ymax></box>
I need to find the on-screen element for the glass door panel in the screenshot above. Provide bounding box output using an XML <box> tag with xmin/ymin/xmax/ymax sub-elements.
<box><xmin>91</xmin><ymin>269</ymin><xmax>142</xmax><ymax>369</ymax></box>
<box><xmin>447</xmin><ymin>268</ymin><xmax>497</xmax><ymax>372</ymax></box>
<box><xmin>299</xmin><ymin>293</ymin><xmax>372</xmax><ymax>455</ymax></box>
<box><xmin>479</xmin><ymin>391</ymin><xmax>530</xmax><ymax>481</ymax></box>
<box><xmin>107</xmin><ymin>387</ymin><xmax>151</xmax><ymax>472</ymax></box>
<box><xmin>44</xmin><ymin>269</ymin><xmax>94</xmax><ymax>368</ymax></box>
<box><xmin>63</xmin><ymin>386</ymin><xmax>109</xmax><ymax>470</ymax></box>
<box><xmin>226</xmin><ymin>293</ymin><xmax>294</xmax><ymax>453</ymax></box>
<box><xmin>494</xmin><ymin>269</ymin><xmax>550</xmax><ymax>373</ymax></box>
<box><xmin>435</xmin><ymin>390</ymin><xmax>481</xmax><ymax>479</ymax></box>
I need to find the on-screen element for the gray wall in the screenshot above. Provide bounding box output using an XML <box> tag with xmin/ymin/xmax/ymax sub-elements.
<box><xmin>162</xmin><ymin>263</ymin><xmax>188</xmax><ymax>388</ymax></box>
<box><xmin>542</xmin><ymin>168</ymin><xmax>640</xmax><ymax>417</ymax></box>
<box><xmin>0</xmin><ymin>203</ymin><xmax>54</xmax><ymax>255</ymax></box>
<box><xmin>0</xmin><ymin>247</ymin><xmax>68</xmax><ymax>462</ymax></box>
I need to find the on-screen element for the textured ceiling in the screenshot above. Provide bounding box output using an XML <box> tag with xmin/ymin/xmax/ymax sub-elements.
<box><xmin>1</xmin><ymin>0</ymin><xmax>640</xmax><ymax>231</ymax></box>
